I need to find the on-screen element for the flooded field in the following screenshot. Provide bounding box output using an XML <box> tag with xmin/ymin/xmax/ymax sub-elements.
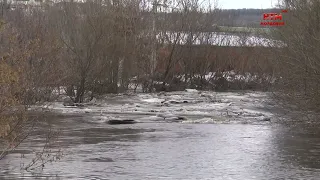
<box><xmin>1</xmin><ymin>91</ymin><xmax>320</xmax><ymax>179</ymax></box>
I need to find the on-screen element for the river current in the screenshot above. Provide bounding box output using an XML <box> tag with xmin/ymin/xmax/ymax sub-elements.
<box><xmin>1</xmin><ymin>91</ymin><xmax>320</xmax><ymax>179</ymax></box>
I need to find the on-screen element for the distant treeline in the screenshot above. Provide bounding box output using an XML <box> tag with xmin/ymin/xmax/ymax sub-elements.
<box><xmin>141</xmin><ymin>8</ymin><xmax>281</xmax><ymax>30</ymax></box>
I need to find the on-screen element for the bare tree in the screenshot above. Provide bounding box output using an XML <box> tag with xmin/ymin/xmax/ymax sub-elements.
<box><xmin>270</xmin><ymin>0</ymin><xmax>320</xmax><ymax>113</ymax></box>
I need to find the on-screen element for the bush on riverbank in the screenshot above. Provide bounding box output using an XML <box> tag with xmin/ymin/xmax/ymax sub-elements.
<box><xmin>270</xmin><ymin>0</ymin><xmax>320</xmax><ymax>113</ymax></box>
<box><xmin>0</xmin><ymin>49</ymin><xmax>27</xmax><ymax>160</ymax></box>
<box><xmin>145</xmin><ymin>71</ymin><xmax>275</xmax><ymax>92</ymax></box>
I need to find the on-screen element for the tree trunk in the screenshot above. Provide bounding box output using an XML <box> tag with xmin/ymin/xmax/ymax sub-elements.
<box><xmin>109</xmin><ymin>57</ymin><xmax>119</xmax><ymax>93</ymax></box>
<box><xmin>75</xmin><ymin>77</ymin><xmax>86</xmax><ymax>103</ymax></box>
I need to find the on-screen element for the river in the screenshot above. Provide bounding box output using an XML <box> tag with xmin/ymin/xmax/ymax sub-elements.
<box><xmin>1</xmin><ymin>91</ymin><xmax>320</xmax><ymax>179</ymax></box>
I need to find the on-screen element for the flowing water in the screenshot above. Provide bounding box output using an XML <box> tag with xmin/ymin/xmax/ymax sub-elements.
<box><xmin>1</xmin><ymin>91</ymin><xmax>320</xmax><ymax>179</ymax></box>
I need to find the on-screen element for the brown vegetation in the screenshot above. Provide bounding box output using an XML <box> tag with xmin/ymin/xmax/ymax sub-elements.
<box><xmin>270</xmin><ymin>0</ymin><xmax>320</xmax><ymax>113</ymax></box>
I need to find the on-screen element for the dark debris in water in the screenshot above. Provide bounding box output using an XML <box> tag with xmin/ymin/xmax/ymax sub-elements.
<box><xmin>107</xmin><ymin>119</ymin><xmax>137</xmax><ymax>125</ymax></box>
<box><xmin>262</xmin><ymin>117</ymin><xmax>271</xmax><ymax>121</ymax></box>
<box><xmin>84</xmin><ymin>157</ymin><xmax>114</xmax><ymax>162</ymax></box>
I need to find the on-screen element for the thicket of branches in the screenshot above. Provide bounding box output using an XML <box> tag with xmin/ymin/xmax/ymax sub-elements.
<box><xmin>271</xmin><ymin>0</ymin><xmax>320</xmax><ymax>113</ymax></box>
<box><xmin>0</xmin><ymin>0</ymin><xmax>273</xmax><ymax>105</ymax></box>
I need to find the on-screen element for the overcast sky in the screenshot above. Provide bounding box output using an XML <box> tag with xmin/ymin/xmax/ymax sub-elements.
<box><xmin>217</xmin><ymin>0</ymin><xmax>276</xmax><ymax>9</ymax></box>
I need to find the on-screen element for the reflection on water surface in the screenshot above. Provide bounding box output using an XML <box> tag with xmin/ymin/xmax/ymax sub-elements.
<box><xmin>1</xmin><ymin>114</ymin><xmax>320</xmax><ymax>180</ymax></box>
